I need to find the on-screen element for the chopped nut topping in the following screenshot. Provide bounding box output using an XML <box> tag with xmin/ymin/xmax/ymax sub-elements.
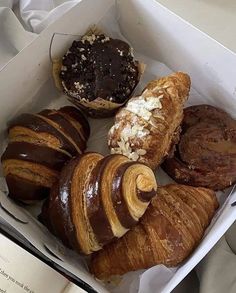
<box><xmin>81</xmin><ymin>34</ymin><xmax>97</xmax><ymax>45</ymax></box>
<box><xmin>126</xmin><ymin>95</ymin><xmax>163</xmax><ymax>121</ymax></box>
<box><xmin>74</xmin><ymin>82</ymin><xmax>84</xmax><ymax>90</ymax></box>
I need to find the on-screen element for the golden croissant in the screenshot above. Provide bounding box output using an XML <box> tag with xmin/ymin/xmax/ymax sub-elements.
<box><xmin>90</xmin><ymin>184</ymin><xmax>218</xmax><ymax>279</ymax></box>
<box><xmin>108</xmin><ymin>72</ymin><xmax>191</xmax><ymax>169</ymax></box>
<box><xmin>39</xmin><ymin>152</ymin><xmax>157</xmax><ymax>254</ymax></box>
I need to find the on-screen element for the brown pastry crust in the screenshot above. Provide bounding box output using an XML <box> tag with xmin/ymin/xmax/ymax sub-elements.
<box><xmin>1</xmin><ymin>106</ymin><xmax>90</xmax><ymax>202</ymax></box>
<box><xmin>54</xmin><ymin>30</ymin><xmax>142</xmax><ymax>118</ymax></box>
<box><xmin>162</xmin><ymin>105</ymin><xmax>236</xmax><ymax>190</ymax></box>
<box><xmin>108</xmin><ymin>72</ymin><xmax>191</xmax><ymax>169</ymax></box>
<box><xmin>39</xmin><ymin>153</ymin><xmax>157</xmax><ymax>254</ymax></box>
<box><xmin>90</xmin><ymin>184</ymin><xmax>218</xmax><ymax>279</ymax></box>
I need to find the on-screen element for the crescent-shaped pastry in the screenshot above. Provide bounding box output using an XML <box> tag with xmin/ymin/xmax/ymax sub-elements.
<box><xmin>1</xmin><ymin>106</ymin><xmax>90</xmax><ymax>202</ymax></box>
<box><xmin>39</xmin><ymin>152</ymin><xmax>157</xmax><ymax>254</ymax></box>
<box><xmin>108</xmin><ymin>72</ymin><xmax>191</xmax><ymax>169</ymax></box>
<box><xmin>90</xmin><ymin>184</ymin><xmax>218</xmax><ymax>279</ymax></box>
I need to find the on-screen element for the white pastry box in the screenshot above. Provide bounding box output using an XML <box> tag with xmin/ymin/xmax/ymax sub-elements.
<box><xmin>0</xmin><ymin>0</ymin><xmax>236</xmax><ymax>292</ymax></box>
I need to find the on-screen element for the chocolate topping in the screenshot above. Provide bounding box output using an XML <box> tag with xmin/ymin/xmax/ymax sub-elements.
<box><xmin>40</xmin><ymin>156</ymin><xmax>88</xmax><ymax>250</ymax></box>
<box><xmin>59</xmin><ymin>106</ymin><xmax>90</xmax><ymax>139</ymax></box>
<box><xmin>2</xmin><ymin>106</ymin><xmax>90</xmax><ymax>203</ymax></box>
<box><xmin>46</xmin><ymin>183</ymin><xmax>73</xmax><ymax>248</ymax></box>
<box><xmin>86</xmin><ymin>156</ymin><xmax>115</xmax><ymax>245</ymax></box>
<box><xmin>60</xmin><ymin>34</ymin><xmax>139</xmax><ymax>104</ymax></box>
<box><xmin>49</xmin><ymin>157</ymin><xmax>83</xmax><ymax>249</ymax></box>
<box><xmin>2</xmin><ymin>142</ymin><xmax>70</xmax><ymax>169</ymax></box>
<box><xmin>40</xmin><ymin>157</ymin><xmax>84</xmax><ymax>250</ymax></box>
<box><xmin>9</xmin><ymin>113</ymin><xmax>77</xmax><ymax>156</ymax></box>
<box><xmin>39</xmin><ymin>152</ymin><xmax>157</xmax><ymax>254</ymax></box>
<box><xmin>39</xmin><ymin>110</ymin><xmax>85</xmax><ymax>152</ymax></box>
<box><xmin>6</xmin><ymin>174</ymin><xmax>49</xmax><ymax>201</ymax></box>
<box><xmin>112</xmin><ymin>161</ymin><xmax>138</xmax><ymax>229</ymax></box>
<box><xmin>137</xmin><ymin>188</ymin><xmax>157</xmax><ymax>202</ymax></box>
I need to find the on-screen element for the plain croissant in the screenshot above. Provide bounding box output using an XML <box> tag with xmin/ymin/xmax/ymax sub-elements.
<box><xmin>39</xmin><ymin>152</ymin><xmax>157</xmax><ymax>254</ymax></box>
<box><xmin>90</xmin><ymin>184</ymin><xmax>218</xmax><ymax>279</ymax></box>
<box><xmin>108</xmin><ymin>72</ymin><xmax>191</xmax><ymax>169</ymax></box>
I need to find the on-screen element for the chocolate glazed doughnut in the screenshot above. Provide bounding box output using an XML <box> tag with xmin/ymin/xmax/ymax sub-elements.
<box><xmin>162</xmin><ymin>105</ymin><xmax>236</xmax><ymax>190</ymax></box>
<box><xmin>39</xmin><ymin>153</ymin><xmax>157</xmax><ymax>254</ymax></box>
<box><xmin>1</xmin><ymin>106</ymin><xmax>90</xmax><ymax>202</ymax></box>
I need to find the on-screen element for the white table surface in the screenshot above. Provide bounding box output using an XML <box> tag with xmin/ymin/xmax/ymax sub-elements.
<box><xmin>157</xmin><ymin>0</ymin><xmax>236</xmax><ymax>53</ymax></box>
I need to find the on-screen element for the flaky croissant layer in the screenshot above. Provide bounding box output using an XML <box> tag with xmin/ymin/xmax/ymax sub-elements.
<box><xmin>90</xmin><ymin>184</ymin><xmax>218</xmax><ymax>279</ymax></box>
<box><xmin>40</xmin><ymin>152</ymin><xmax>157</xmax><ymax>254</ymax></box>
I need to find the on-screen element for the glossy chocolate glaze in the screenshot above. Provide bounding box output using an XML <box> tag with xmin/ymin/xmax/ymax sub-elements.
<box><xmin>60</xmin><ymin>34</ymin><xmax>139</xmax><ymax>105</ymax></box>
<box><xmin>9</xmin><ymin>113</ymin><xmax>77</xmax><ymax>156</ymax></box>
<box><xmin>38</xmin><ymin>197</ymin><xmax>54</xmax><ymax>233</ymax></box>
<box><xmin>40</xmin><ymin>157</ymin><xmax>83</xmax><ymax>250</ymax></box>
<box><xmin>86</xmin><ymin>156</ymin><xmax>115</xmax><ymax>245</ymax></box>
<box><xmin>2</xmin><ymin>107</ymin><xmax>90</xmax><ymax>203</ymax></box>
<box><xmin>39</xmin><ymin>110</ymin><xmax>86</xmax><ymax>151</ymax></box>
<box><xmin>137</xmin><ymin>188</ymin><xmax>157</xmax><ymax>203</ymax></box>
<box><xmin>6</xmin><ymin>174</ymin><xmax>49</xmax><ymax>201</ymax></box>
<box><xmin>59</xmin><ymin>106</ymin><xmax>90</xmax><ymax>139</ymax></box>
<box><xmin>56</xmin><ymin>156</ymin><xmax>84</xmax><ymax>251</ymax></box>
<box><xmin>40</xmin><ymin>183</ymin><xmax>72</xmax><ymax>248</ymax></box>
<box><xmin>1</xmin><ymin>142</ymin><xmax>70</xmax><ymax>170</ymax></box>
<box><xmin>111</xmin><ymin>161</ymin><xmax>138</xmax><ymax>229</ymax></box>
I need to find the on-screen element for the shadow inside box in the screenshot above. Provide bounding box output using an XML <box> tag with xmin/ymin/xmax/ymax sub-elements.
<box><xmin>172</xmin><ymin>269</ymin><xmax>199</xmax><ymax>293</ymax></box>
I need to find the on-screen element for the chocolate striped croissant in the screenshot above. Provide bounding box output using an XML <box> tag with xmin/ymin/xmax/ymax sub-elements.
<box><xmin>108</xmin><ymin>72</ymin><xmax>191</xmax><ymax>169</ymax></box>
<box><xmin>39</xmin><ymin>152</ymin><xmax>157</xmax><ymax>254</ymax></box>
<box><xmin>90</xmin><ymin>184</ymin><xmax>218</xmax><ymax>279</ymax></box>
<box><xmin>1</xmin><ymin>106</ymin><xmax>90</xmax><ymax>202</ymax></box>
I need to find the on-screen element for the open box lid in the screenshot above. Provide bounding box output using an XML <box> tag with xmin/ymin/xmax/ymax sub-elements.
<box><xmin>0</xmin><ymin>0</ymin><xmax>236</xmax><ymax>292</ymax></box>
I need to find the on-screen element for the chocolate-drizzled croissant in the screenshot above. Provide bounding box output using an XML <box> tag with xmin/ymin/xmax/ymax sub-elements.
<box><xmin>108</xmin><ymin>72</ymin><xmax>190</xmax><ymax>169</ymax></box>
<box><xmin>90</xmin><ymin>184</ymin><xmax>218</xmax><ymax>279</ymax></box>
<box><xmin>1</xmin><ymin>106</ymin><xmax>90</xmax><ymax>202</ymax></box>
<box><xmin>39</xmin><ymin>153</ymin><xmax>157</xmax><ymax>254</ymax></box>
<box><xmin>162</xmin><ymin>105</ymin><xmax>236</xmax><ymax>190</ymax></box>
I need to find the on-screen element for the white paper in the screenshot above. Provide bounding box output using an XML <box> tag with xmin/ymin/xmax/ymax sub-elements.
<box><xmin>0</xmin><ymin>233</ymin><xmax>69</xmax><ymax>293</ymax></box>
<box><xmin>0</xmin><ymin>1</ymin><xmax>235</xmax><ymax>293</ymax></box>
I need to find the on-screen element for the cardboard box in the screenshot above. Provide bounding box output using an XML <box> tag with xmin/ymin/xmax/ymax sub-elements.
<box><xmin>0</xmin><ymin>0</ymin><xmax>236</xmax><ymax>292</ymax></box>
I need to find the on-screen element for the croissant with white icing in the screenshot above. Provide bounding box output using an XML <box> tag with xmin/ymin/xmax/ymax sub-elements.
<box><xmin>108</xmin><ymin>72</ymin><xmax>191</xmax><ymax>169</ymax></box>
<box><xmin>39</xmin><ymin>152</ymin><xmax>157</xmax><ymax>254</ymax></box>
